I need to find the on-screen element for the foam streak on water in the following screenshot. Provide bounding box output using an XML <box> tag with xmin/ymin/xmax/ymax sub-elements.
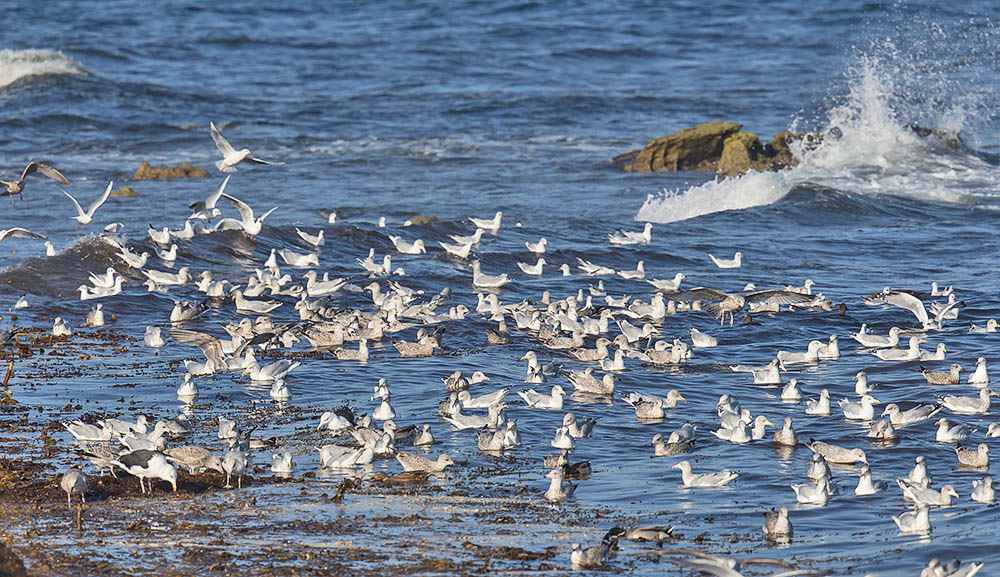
<box><xmin>0</xmin><ymin>49</ymin><xmax>86</xmax><ymax>89</ymax></box>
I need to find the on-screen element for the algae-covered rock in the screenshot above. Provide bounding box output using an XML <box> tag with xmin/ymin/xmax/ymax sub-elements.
<box><xmin>624</xmin><ymin>120</ymin><xmax>742</xmax><ymax>173</ymax></box>
<box><xmin>717</xmin><ymin>132</ymin><xmax>763</xmax><ymax>177</ymax></box>
<box><xmin>110</xmin><ymin>186</ymin><xmax>140</xmax><ymax>198</ymax></box>
<box><xmin>133</xmin><ymin>162</ymin><xmax>208</xmax><ymax>179</ymax></box>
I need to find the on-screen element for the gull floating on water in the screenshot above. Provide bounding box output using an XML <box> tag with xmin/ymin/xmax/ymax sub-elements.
<box><xmin>570</xmin><ymin>527</ymin><xmax>624</xmax><ymax>569</ymax></box>
<box><xmin>220</xmin><ymin>193</ymin><xmax>277</xmax><ymax>238</ymax></box>
<box><xmin>672</xmin><ymin>460</ymin><xmax>738</xmax><ymax>487</ymax></box>
<box><xmin>881</xmin><ymin>403</ymin><xmax>939</xmax><ymax>426</ymax></box>
<box><xmin>970</xmin><ymin>319</ymin><xmax>997</xmax><ymax>333</ymax></box>
<box><xmin>955</xmin><ymin>443</ymin><xmax>990</xmax><ymax>468</ymax></box>
<box><xmin>708</xmin><ymin>251</ymin><xmax>742</xmax><ymax>268</ymax></box>
<box><xmin>971</xmin><ymin>476</ymin><xmax>994</xmax><ymax>503</ymax></box>
<box><xmin>968</xmin><ymin>357</ymin><xmax>989</xmax><ymax>386</ymax></box>
<box><xmin>892</xmin><ymin>504</ymin><xmax>931</xmax><ymax>533</ymax></box>
<box><xmin>855</xmin><ymin>464</ymin><xmax>886</xmax><ymax>496</ymax></box>
<box><xmin>872</xmin><ymin>336</ymin><xmax>925</xmax><ymax>361</ymax></box>
<box><xmin>921</xmin><ymin>363</ymin><xmax>962</xmax><ymax>385</ymax></box>
<box><xmin>937</xmin><ymin>388</ymin><xmax>997</xmax><ymax>415</ymax></box>
<box><xmin>525</xmin><ymin>237</ymin><xmax>547</xmax><ymax>254</ymax></box>
<box><xmin>898</xmin><ymin>477</ymin><xmax>959</xmax><ymax>506</ymax></box>
<box><xmin>609</xmin><ymin>222</ymin><xmax>652</xmax><ymax>245</ymax></box>
<box><xmin>468</xmin><ymin>211</ymin><xmax>502</xmax><ymax>232</ymax></box>
<box><xmin>839</xmin><ymin>395</ymin><xmax>879</xmax><ymax>420</ymax></box>
<box><xmin>210</xmin><ymin>121</ymin><xmax>283</xmax><ymax>173</ymax></box>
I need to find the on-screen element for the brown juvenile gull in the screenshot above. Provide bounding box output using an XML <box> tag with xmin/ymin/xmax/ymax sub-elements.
<box><xmin>1</xmin><ymin>161</ymin><xmax>69</xmax><ymax>205</ymax></box>
<box><xmin>664</xmin><ymin>286</ymin><xmax>817</xmax><ymax>326</ymax></box>
<box><xmin>921</xmin><ymin>363</ymin><xmax>963</xmax><ymax>385</ymax></box>
<box><xmin>393</xmin><ymin>450</ymin><xmax>454</xmax><ymax>472</ymax></box>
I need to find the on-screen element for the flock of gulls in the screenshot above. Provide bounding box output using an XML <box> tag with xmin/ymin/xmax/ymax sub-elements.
<box><xmin>3</xmin><ymin>123</ymin><xmax>993</xmax><ymax>575</ymax></box>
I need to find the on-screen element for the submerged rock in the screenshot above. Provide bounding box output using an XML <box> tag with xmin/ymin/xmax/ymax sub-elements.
<box><xmin>133</xmin><ymin>162</ymin><xmax>208</xmax><ymax>179</ymax></box>
<box><xmin>110</xmin><ymin>186</ymin><xmax>140</xmax><ymax>197</ymax></box>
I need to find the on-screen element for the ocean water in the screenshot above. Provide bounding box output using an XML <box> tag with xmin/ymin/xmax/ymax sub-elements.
<box><xmin>2</xmin><ymin>1</ymin><xmax>1000</xmax><ymax>574</ymax></box>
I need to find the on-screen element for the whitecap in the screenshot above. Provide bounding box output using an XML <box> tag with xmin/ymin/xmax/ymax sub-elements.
<box><xmin>0</xmin><ymin>48</ymin><xmax>87</xmax><ymax>89</ymax></box>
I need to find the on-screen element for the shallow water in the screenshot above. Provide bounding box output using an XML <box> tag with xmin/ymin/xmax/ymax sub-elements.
<box><xmin>2</xmin><ymin>1</ymin><xmax>1000</xmax><ymax>575</ymax></box>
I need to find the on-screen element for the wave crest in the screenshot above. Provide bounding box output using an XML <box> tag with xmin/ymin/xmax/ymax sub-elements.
<box><xmin>0</xmin><ymin>48</ymin><xmax>87</xmax><ymax>89</ymax></box>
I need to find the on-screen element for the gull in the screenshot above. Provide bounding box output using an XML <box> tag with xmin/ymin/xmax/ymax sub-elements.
<box><xmin>517</xmin><ymin>385</ymin><xmax>566</xmax><ymax>409</ymax></box>
<box><xmin>898</xmin><ymin>478</ymin><xmax>959</xmax><ymax>506</ymax></box>
<box><xmin>882</xmin><ymin>403</ymin><xmax>940</xmax><ymax>426</ymax></box>
<box><xmin>442</xmin><ymin>403</ymin><xmax>505</xmax><ymax>430</ymax></box>
<box><xmin>806</xmin><ymin>440</ymin><xmax>867</xmax><ymax>464</ymax></box>
<box><xmin>576</xmin><ymin>257</ymin><xmax>615</xmax><ymax>276</ymax></box>
<box><xmin>469</xmin><ymin>260</ymin><xmax>509</xmax><ymax>288</ymax></box>
<box><xmin>989</xmin><ymin>423</ymin><xmax>1000</xmax><ymax>438</ymax></box>
<box><xmin>868</xmin><ymin>418</ymin><xmax>898</xmax><ymax>440</ymax></box>
<box><xmin>544</xmin><ymin>468</ymin><xmax>577</xmax><ymax>503</ymax></box>
<box><xmin>156</xmin><ymin>243</ymin><xmax>178</xmax><ymax>262</ymax></box>
<box><xmin>666</xmin><ymin>286</ymin><xmax>817</xmax><ymax>326</ymax></box>
<box><xmin>781</xmin><ymin>378</ymin><xmax>802</xmax><ymax>401</ymax></box>
<box><xmin>937</xmin><ymin>388</ymin><xmax>997</xmax><ymax>414</ymax></box>
<box><xmin>317</xmin><ymin>445</ymin><xmax>371</xmax><ymax>468</ymax></box>
<box><xmin>852</xmin><ymin>326</ymin><xmax>901</xmax><ymax>348</ymax></box>
<box><xmin>243</xmin><ymin>357</ymin><xmax>300</xmax><ymax>383</ymax></box>
<box><xmin>279</xmin><ymin>248</ymin><xmax>319</xmax><ymax>268</ymax></box>
<box><xmin>232</xmin><ymin>289</ymin><xmax>281</xmax><ymax>313</ymax></box>
<box><xmin>220</xmin><ymin>193</ymin><xmax>277</xmax><ymax>239</ymax></box>
<box><xmin>43</xmin><ymin>240</ymin><xmax>55</xmax><ymax>256</ymax></box>
<box><xmin>0</xmin><ymin>227</ymin><xmax>45</xmax><ymax>243</ymax></box>
<box><xmin>616</xmin><ymin>260</ymin><xmax>645</xmax><ymax>280</ymax></box>
<box><xmin>502</xmin><ymin>421</ymin><xmax>520</xmax><ymax>448</ymax></box>
<box><xmin>113</xmin><ymin>449</ymin><xmax>177</xmax><ymax>494</ymax></box>
<box><xmin>730</xmin><ymin>359</ymin><xmax>782</xmax><ymax>385</ymax></box>
<box><xmin>609</xmin><ymin>222</ymin><xmax>652</xmax><ymax>245</ymax></box>
<box><xmin>334</xmin><ymin>339</ymin><xmax>369</xmax><ymax>362</ymax></box>
<box><xmin>222</xmin><ymin>449</ymin><xmax>247</xmax><ymax>488</ymax></box>
<box><xmin>563</xmin><ymin>413</ymin><xmax>596</xmax><ymax>438</ymax></box>
<box><xmin>804</xmin><ymin>389</ymin><xmax>831</xmax><ymax>416</ymax></box>
<box><xmin>394</xmin><ymin>450</ymin><xmax>454</xmax><ymax>472</ymax></box>
<box><xmin>839</xmin><ymin>395</ymin><xmax>880</xmax><ymax>420</ymax></box>
<box><xmin>762</xmin><ymin>507</ymin><xmax>791</xmax><ymax>538</ymax></box>
<box><xmin>517</xmin><ymin>257</ymin><xmax>546</xmax><ymax>276</ymax></box>
<box><xmin>623</xmin><ymin>526</ymin><xmax>673</xmax><ymax>542</ymax></box>
<box><xmin>791</xmin><ymin>477</ymin><xmax>830</xmax><ymax>505</ymax></box>
<box><xmin>920</xmin><ymin>343</ymin><xmax>948</xmax><ymax>361</ymax></box>
<box><xmin>817</xmin><ymin>335</ymin><xmax>840</xmax><ymax>359</ymax></box>
<box><xmin>148</xmin><ymin>224</ymin><xmax>171</xmax><ymax>246</ymax></box>
<box><xmin>438</xmin><ymin>239</ymin><xmax>473</xmax><ymax>259</ymax></box>
<box><xmin>117</xmin><ymin>246</ymin><xmax>149</xmax><ymax>269</ymax></box>
<box><xmin>317</xmin><ymin>407</ymin><xmax>356</xmax><ymax>432</ymax></box>
<box><xmin>448</xmin><ymin>228</ymin><xmax>484</xmax><ymax>245</ymax></box>
<box><xmin>930</xmin><ymin>294</ymin><xmax>962</xmax><ymax>320</ymax></box>
<box><xmin>972</xmin><ymin>476</ymin><xmax>995</xmax><ymax>503</ymax></box>
<box><xmin>189</xmin><ymin>174</ymin><xmax>229</xmax><ymax>220</ymax></box>
<box><xmin>164</xmin><ymin>446</ymin><xmax>224</xmax><ymax>474</ymax></box>
<box><xmin>931</xmin><ymin>282</ymin><xmax>953</xmax><ymax>297</ymax></box>
<box><xmin>102</xmin><ymin>415</ymin><xmax>148</xmax><ymax>435</ymax></box>
<box><xmin>60</xmin><ymin>469</ymin><xmax>88</xmax><ymax>505</ymax></box>
<box><xmin>295</xmin><ymin>227</ymin><xmax>324</xmax><ymax>247</ymax></box>
<box><xmin>271</xmin><ymin>452</ymin><xmax>294</xmax><ymax>474</ymax></box>
<box><xmin>672</xmin><ymin>460</ymin><xmax>738</xmax><ymax>487</ymax></box>
<box><xmin>414</xmin><ymin>424</ymin><xmax>435</xmax><ymax>446</ymax></box>
<box><xmin>807</xmin><ymin>454</ymin><xmax>831</xmax><ymax>483</ymax></box>
<box><xmin>968</xmin><ymin>357</ymin><xmax>989</xmax><ymax>386</ymax></box>
<box><xmin>2</xmin><ymin>161</ymin><xmax>70</xmax><ymax>205</ymax></box>
<box><xmin>647</xmin><ymin>273</ymin><xmax>687</xmax><ymax>293</ymax></box>
<box><xmin>570</xmin><ymin>528</ymin><xmax>625</xmax><ymax>569</ymax></box>
<box><xmin>909</xmin><ymin>456</ymin><xmax>932</xmax><ymax>487</ymax></box>
<box><xmin>955</xmin><ymin>443</ymin><xmax>990</xmax><ymax>468</ymax></box>
<box><xmin>143</xmin><ymin>266</ymin><xmax>191</xmax><ymax>286</ymax></box>
<box><xmin>688</xmin><ymin>327</ymin><xmax>717</xmax><ymax>348</ymax></box>
<box><xmin>177</xmin><ymin>374</ymin><xmax>197</xmax><ymax>399</ymax></box>
<box><xmin>864</xmin><ymin>288</ymin><xmax>964</xmax><ymax>330</ymax></box>
<box><xmin>458</xmin><ymin>387</ymin><xmax>510</xmax><ymax>409</ymax></box>
<box><xmin>11</xmin><ymin>294</ymin><xmax>28</xmax><ymax>309</ymax></box>
<box><xmin>970</xmin><ymin>319</ymin><xmax>998</xmax><ymax>333</ymax></box>
<box><xmin>388</xmin><ymin>235</ymin><xmax>426</xmax><ymax>255</ymax></box>
<box><xmin>893</xmin><ymin>504</ymin><xmax>931</xmax><ymax>533</ymax></box>
<box><xmin>713</xmin><ymin>423</ymin><xmax>750</xmax><ymax>444</ymax></box>
<box><xmin>873</xmin><ymin>336</ymin><xmax>925</xmax><ymax>361</ymax></box>
<box><xmin>52</xmin><ymin>317</ymin><xmax>71</xmax><ymax>337</ymax></box>
<box><xmin>668</xmin><ymin>422</ymin><xmax>697</xmax><ymax>444</ymax></box>
<box><xmin>563</xmin><ymin>368</ymin><xmax>615</xmax><ymax>395</ymax></box>
<box><xmin>853</xmin><ymin>371</ymin><xmax>874</xmax><ymax>395</ymax></box>
<box><xmin>777</xmin><ymin>340</ymin><xmax>824</xmax><ymax>364</ymax></box>
<box><xmin>651</xmin><ymin>433</ymin><xmax>695</xmax><ymax>456</ymax></box>
<box><xmin>442</xmin><ymin>370</ymin><xmax>489</xmax><ymax>392</ymax></box>
<box><xmin>599</xmin><ymin>349</ymin><xmax>626</xmax><ymax>371</ymax></box>
<box><xmin>269</xmin><ymin>378</ymin><xmax>291</xmax><ymax>401</ymax></box>
<box><xmin>921</xmin><ymin>363</ymin><xmax>963</xmax><ymax>385</ymax></box>
<box><xmin>855</xmin><ymin>464</ymin><xmax>886</xmax><ymax>495</ymax></box>
<box><xmin>551</xmin><ymin>425</ymin><xmax>575</xmax><ymax>450</ymax></box>
<box><xmin>170</xmin><ymin>300</ymin><xmax>208</xmax><ymax>323</ymax></box>
<box><xmin>210</xmin><ymin>121</ymin><xmax>283</xmax><ymax>173</ymax></box>
<box><xmin>525</xmin><ymin>237</ymin><xmax>547</xmax><ymax>254</ymax></box>
<box><xmin>774</xmin><ymin>416</ymin><xmax>797</xmax><ymax>446</ymax></box>
<box><xmin>74</xmin><ymin>444</ymin><xmax>120</xmax><ymax>477</ymax></box>
<box><xmin>168</xmin><ymin>328</ymin><xmax>226</xmax><ymax>370</ymax></box>
<box><xmin>618</xmin><ymin>319</ymin><xmax>657</xmax><ymax>344</ymax></box>
<box><xmin>78</xmin><ymin>276</ymin><xmax>126</xmax><ymax>300</ymax></box>
<box><xmin>709</xmin><ymin>252</ymin><xmax>742</xmax><ymax>268</ymax></box>
<box><xmin>84</xmin><ymin>304</ymin><xmax>105</xmax><ymax>327</ymax></box>
<box><xmin>749</xmin><ymin>416</ymin><xmax>774</xmax><ymax>440</ymax></box>
<box><xmin>469</xmin><ymin>211</ymin><xmax>502</xmax><ymax>232</ymax></box>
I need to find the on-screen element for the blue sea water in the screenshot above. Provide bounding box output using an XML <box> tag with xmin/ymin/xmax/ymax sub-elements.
<box><xmin>2</xmin><ymin>1</ymin><xmax>1000</xmax><ymax>574</ymax></box>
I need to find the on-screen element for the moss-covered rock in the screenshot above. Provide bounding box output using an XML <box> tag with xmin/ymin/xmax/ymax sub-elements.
<box><xmin>623</xmin><ymin>121</ymin><xmax>742</xmax><ymax>173</ymax></box>
<box><xmin>133</xmin><ymin>162</ymin><xmax>208</xmax><ymax>179</ymax></box>
<box><xmin>717</xmin><ymin>132</ymin><xmax>763</xmax><ymax>177</ymax></box>
<box><xmin>110</xmin><ymin>186</ymin><xmax>140</xmax><ymax>198</ymax></box>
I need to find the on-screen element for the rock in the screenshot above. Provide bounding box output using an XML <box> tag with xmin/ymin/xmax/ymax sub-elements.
<box><xmin>404</xmin><ymin>215</ymin><xmax>437</xmax><ymax>226</ymax></box>
<box><xmin>133</xmin><ymin>162</ymin><xmax>208</xmax><ymax>179</ymax></box>
<box><xmin>110</xmin><ymin>186</ymin><xmax>139</xmax><ymax>198</ymax></box>
<box><xmin>623</xmin><ymin>121</ymin><xmax>742</xmax><ymax>173</ymax></box>
<box><xmin>0</xmin><ymin>542</ymin><xmax>27</xmax><ymax>577</ymax></box>
<box><xmin>717</xmin><ymin>132</ymin><xmax>763</xmax><ymax>177</ymax></box>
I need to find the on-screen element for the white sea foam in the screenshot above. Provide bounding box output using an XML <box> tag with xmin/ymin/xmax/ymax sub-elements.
<box><xmin>637</xmin><ymin>48</ymin><xmax>1000</xmax><ymax>224</ymax></box>
<box><xmin>0</xmin><ymin>48</ymin><xmax>86</xmax><ymax>89</ymax></box>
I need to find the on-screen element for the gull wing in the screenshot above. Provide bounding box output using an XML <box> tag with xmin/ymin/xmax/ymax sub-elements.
<box><xmin>61</xmin><ymin>189</ymin><xmax>86</xmax><ymax>218</ymax></box>
<box><xmin>257</xmin><ymin>206</ymin><xmax>279</xmax><ymax>222</ymax></box>
<box><xmin>744</xmin><ymin>290</ymin><xmax>817</xmax><ymax>306</ymax></box>
<box><xmin>661</xmin><ymin>287</ymin><xmax>730</xmax><ymax>302</ymax></box>
<box><xmin>221</xmin><ymin>193</ymin><xmax>254</xmax><ymax>224</ymax></box>
<box><xmin>205</xmin><ymin>174</ymin><xmax>230</xmax><ymax>210</ymax></box>
<box><xmin>87</xmin><ymin>181</ymin><xmax>113</xmax><ymax>217</ymax></box>
<box><xmin>22</xmin><ymin>161</ymin><xmax>70</xmax><ymax>184</ymax></box>
<box><xmin>210</xmin><ymin>122</ymin><xmax>237</xmax><ymax>156</ymax></box>
<box><xmin>867</xmin><ymin>290</ymin><xmax>929</xmax><ymax>326</ymax></box>
<box><xmin>247</xmin><ymin>156</ymin><xmax>284</xmax><ymax>166</ymax></box>
<box><xmin>168</xmin><ymin>328</ymin><xmax>226</xmax><ymax>368</ymax></box>
<box><xmin>0</xmin><ymin>227</ymin><xmax>46</xmax><ymax>242</ymax></box>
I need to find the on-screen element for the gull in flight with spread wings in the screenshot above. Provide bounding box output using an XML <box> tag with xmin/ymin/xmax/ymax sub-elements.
<box><xmin>210</xmin><ymin>122</ymin><xmax>284</xmax><ymax>173</ymax></box>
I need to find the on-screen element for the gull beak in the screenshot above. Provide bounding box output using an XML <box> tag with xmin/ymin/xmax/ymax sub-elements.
<box><xmin>171</xmin><ymin>480</ymin><xmax>177</xmax><ymax>492</ymax></box>
<box><xmin>851</xmin><ymin>375</ymin><xmax>858</xmax><ymax>381</ymax></box>
<box><xmin>872</xmin><ymin>399</ymin><xmax>880</xmax><ymax>405</ymax></box>
<box><xmin>679</xmin><ymin>396</ymin><xmax>687</xmax><ymax>403</ymax></box>
<box><xmin>519</xmin><ymin>354</ymin><xmax>528</xmax><ymax>361</ymax></box>
<box><xmin>483</xmin><ymin>376</ymin><xmax>490</xmax><ymax>381</ymax></box>
<box><xmin>992</xmin><ymin>391</ymin><xmax>999</xmax><ymax>397</ymax></box>
<box><xmin>241</xmin><ymin>369</ymin><xmax>250</xmax><ymax>376</ymax></box>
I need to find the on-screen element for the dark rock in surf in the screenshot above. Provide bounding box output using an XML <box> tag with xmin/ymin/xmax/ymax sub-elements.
<box><xmin>0</xmin><ymin>542</ymin><xmax>27</xmax><ymax>577</ymax></box>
